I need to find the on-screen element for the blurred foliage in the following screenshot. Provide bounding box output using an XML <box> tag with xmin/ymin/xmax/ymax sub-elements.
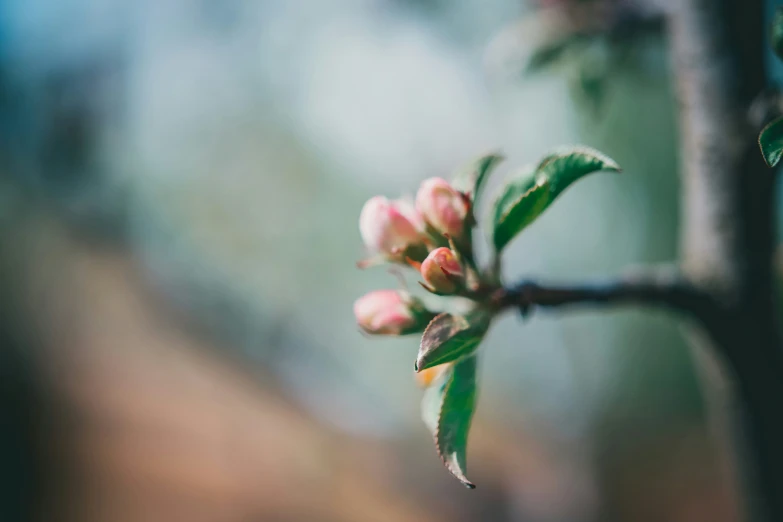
<box><xmin>0</xmin><ymin>0</ymin><xmax>738</xmax><ymax>520</ymax></box>
<box><xmin>772</xmin><ymin>6</ymin><xmax>783</xmax><ymax>62</ymax></box>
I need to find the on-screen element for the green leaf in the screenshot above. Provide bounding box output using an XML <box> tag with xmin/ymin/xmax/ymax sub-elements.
<box><xmin>491</xmin><ymin>147</ymin><xmax>620</xmax><ymax>251</ymax></box>
<box><xmin>416</xmin><ymin>312</ymin><xmax>490</xmax><ymax>372</ymax></box>
<box><xmin>759</xmin><ymin>117</ymin><xmax>783</xmax><ymax>167</ymax></box>
<box><xmin>773</xmin><ymin>7</ymin><xmax>783</xmax><ymax>62</ymax></box>
<box><xmin>490</xmin><ymin>165</ymin><xmax>550</xmax><ymax>252</ymax></box>
<box><xmin>535</xmin><ymin>146</ymin><xmax>620</xmax><ymax>197</ymax></box>
<box><xmin>452</xmin><ymin>152</ymin><xmax>505</xmax><ymax>204</ymax></box>
<box><xmin>421</xmin><ymin>356</ymin><xmax>478</xmax><ymax>488</ymax></box>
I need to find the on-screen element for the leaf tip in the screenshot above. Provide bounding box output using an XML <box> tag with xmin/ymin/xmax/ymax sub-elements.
<box><xmin>416</xmin><ymin>354</ymin><xmax>435</xmax><ymax>373</ymax></box>
<box><xmin>762</xmin><ymin>152</ymin><xmax>781</xmax><ymax>168</ymax></box>
<box><xmin>441</xmin><ymin>453</ymin><xmax>476</xmax><ymax>489</ymax></box>
<box><xmin>758</xmin><ymin>117</ymin><xmax>783</xmax><ymax>167</ymax></box>
<box><xmin>594</xmin><ymin>153</ymin><xmax>621</xmax><ymax>173</ymax></box>
<box><xmin>762</xmin><ymin>153</ymin><xmax>779</xmax><ymax>168</ymax></box>
<box><xmin>759</xmin><ymin>141</ymin><xmax>781</xmax><ymax>167</ymax></box>
<box><xmin>488</xmin><ymin>151</ymin><xmax>506</xmax><ymax>164</ymax></box>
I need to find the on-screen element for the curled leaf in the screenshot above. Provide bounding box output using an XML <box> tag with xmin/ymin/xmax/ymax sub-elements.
<box><xmin>416</xmin><ymin>312</ymin><xmax>490</xmax><ymax>372</ymax></box>
<box><xmin>535</xmin><ymin>146</ymin><xmax>620</xmax><ymax>194</ymax></box>
<box><xmin>422</xmin><ymin>356</ymin><xmax>478</xmax><ymax>488</ymax></box>
<box><xmin>490</xmin><ymin>146</ymin><xmax>620</xmax><ymax>251</ymax></box>
<box><xmin>759</xmin><ymin>117</ymin><xmax>783</xmax><ymax>167</ymax></box>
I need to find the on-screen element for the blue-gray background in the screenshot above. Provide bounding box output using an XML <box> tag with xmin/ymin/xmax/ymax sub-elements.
<box><xmin>0</xmin><ymin>1</ymin><xmax>758</xmax><ymax>520</ymax></box>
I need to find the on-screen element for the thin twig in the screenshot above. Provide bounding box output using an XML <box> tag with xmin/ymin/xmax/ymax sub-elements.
<box><xmin>495</xmin><ymin>268</ymin><xmax>723</xmax><ymax>328</ymax></box>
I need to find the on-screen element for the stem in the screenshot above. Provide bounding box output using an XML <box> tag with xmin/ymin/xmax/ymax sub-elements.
<box><xmin>499</xmin><ymin>270</ymin><xmax>783</xmax><ymax>521</ymax></box>
<box><xmin>497</xmin><ymin>273</ymin><xmax>721</xmax><ymax>331</ymax></box>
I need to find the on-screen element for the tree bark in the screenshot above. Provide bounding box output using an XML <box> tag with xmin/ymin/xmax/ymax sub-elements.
<box><xmin>669</xmin><ymin>1</ymin><xmax>783</xmax><ymax>520</ymax></box>
<box><xmin>503</xmin><ymin>1</ymin><xmax>783</xmax><ymax>508</ymax></box>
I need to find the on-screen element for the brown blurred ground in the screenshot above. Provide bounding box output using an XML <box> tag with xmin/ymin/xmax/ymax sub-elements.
<box><xmin>0</xmin><ymin>203</ymin><xmax>738</xmax><ymax>522</ymax></box>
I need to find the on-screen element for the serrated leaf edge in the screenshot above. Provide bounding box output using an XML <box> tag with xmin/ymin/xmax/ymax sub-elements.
<box><xmin>418</xmin><ymin>337</ymin><xmax>480</xmax><ymax>372</ymax></box>
<box><xmin>433</xmin><ymin>363</ymin><xmax>476</xmax><ymax>489</ymax></box>
<box><xmin>496</xmin><ymin>178</ymin><xmax>550</xmax><ymax>228</ymax></box>
<box><xmin>416</xmin><ymin>313</ymin><xmax>475</xmax><ymax>372</ymax></box>
<box><xmin>537</xmin><ymin>145</ymin><xmax>622</xmax><ymax>173</ymax></box>
<box><xmin>417</xmin><ymin>313</ymin><xmax>451</xmax><ymax>371</ymax></box>
<box><xmin>420</xmin><ymin>313</ymin><xmax>455</xmax><ymax>344</ymax></box>
<box><xmin>492</xmin><ymin>146</ymin><xmax>621</xmax><ymax>250</ymax></box>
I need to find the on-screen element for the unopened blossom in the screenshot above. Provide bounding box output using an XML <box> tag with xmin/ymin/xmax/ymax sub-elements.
<box><xmin>421</xmin><ymin>247</ymin><xmax>463</xmax><ymax>293</ymax></box>
<box><xmin>415</xmin><ymin>178</ymin><xmax>469</xmax><ymax>238</ymax></box>
<box><xmin>354</xmin><ymin>290</ymin><xmax>418</xmax><ymax>335</ymax></box>
<box><xmin>394</xmin><ymin>197</ymin><xmax>426</xmax><ymax>232</ymax></box>
<box><xmin>359</xmin><ymin>196</ymin><xmax>423</xmax><ymax>256</ymax></box>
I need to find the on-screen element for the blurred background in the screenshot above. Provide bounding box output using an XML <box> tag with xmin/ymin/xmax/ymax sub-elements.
<box><xmin>0</xmin><ymin>0</ymin><xmax>757</xmax><ymax>521</ymax></box>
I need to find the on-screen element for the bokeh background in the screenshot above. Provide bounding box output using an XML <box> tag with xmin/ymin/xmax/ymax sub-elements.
<box><xmin>0</xmin><ymin>0</ymin><xmax>758</xmax><ymax>521</ymax></box>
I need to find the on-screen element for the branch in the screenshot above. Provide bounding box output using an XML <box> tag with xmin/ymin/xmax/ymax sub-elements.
<box><xmin>496</xmin><ymin>268</ymin><xmax>722</xmax><ymax>327</ymax></box>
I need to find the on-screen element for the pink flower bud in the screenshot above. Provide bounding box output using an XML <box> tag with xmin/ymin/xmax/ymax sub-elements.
<box><xmin>354</xmin><ymin>290</ymin><xmax>416</xmax><ymax>335</ymax></box>
<box><xmin>421</xmin><ymin>247</ymin><xmax>463</xmax><ymax>293</ymax></box>
<box><xmin>415</xmin><ymin>178</ymin><xmax>469</xmax><ymax>237</ymax></box>
<box><xmin>359</xmin><ymin>196</ymin><xmax>423</xmax><ymax>255</ymax></box>
<box><xmin>393</xmin><ymin>197</ymin><xmax>426</xmax><ymax>232</ymax></box>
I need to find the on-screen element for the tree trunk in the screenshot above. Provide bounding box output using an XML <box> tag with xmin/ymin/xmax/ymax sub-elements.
<box><xmin>669</xmin><ymin>0</ymin><xmax>783</xmax><ymax>520</ymax></box>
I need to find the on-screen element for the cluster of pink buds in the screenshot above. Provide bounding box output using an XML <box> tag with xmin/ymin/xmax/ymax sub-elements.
<box><xmin>353</xmin><ymin>148</ymin><xmax>620</xmax><ymax>488</ymax></box>
<box><xmin>354</xmin><ymin>177</ymin><xmax>474</xmax><ymax>336</ymax></box>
